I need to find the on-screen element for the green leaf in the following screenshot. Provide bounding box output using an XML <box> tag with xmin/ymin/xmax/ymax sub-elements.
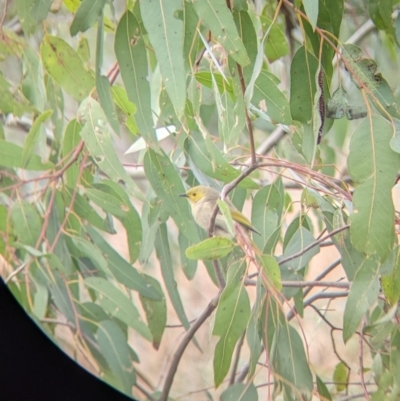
<box><xmin>139</xmin><ymin>0</ymin><xmax>186</xmax><ymax>115</ymax></box>
<box><xmin>70</xmin><ymin>0</ymin><xmax>107</xmax><ymax>36</ymax></box>
<box><xmin>139</xmin><ymin>274</ymin><xmax>167</xmax><ymax>350</ymax></box>
<box><xmin>16</xmin><ymin>0</ymin><xmax>52</xmax><ymax>36</ymax></box>
<box><xmin>247</xmin><ymin>277</ymin><xmax>266</xmax><ymax>378</ymax></box>
<box><xmin>86</xmin><ymin>226</ymin><xmax>160</xmax><ymax>300</ymax></box>
<box><xmin>381</xmin><ymin>247</ymin><xmax>400</xmax><ymax>306</ymax></box>
<box><xmin>213</xmin><ymin>261</ymin><xmax>250</xmax><ymax>387</ymax></box>
<box><xmin>179</xmin><ymin>232</ymin><xmax>198</xmax><ymax>279</ymax></box>
<box><xmin>11</xmin><ymin>199</ymin><xmax>41</xmax><ymax>247</ymax></box>
<box><xmin>342</xmin><ymin>44</ymin><xmax>400</xmax><ymax>120</ymax></box>
<box><xmin>220</xmin><ymin>383</ymin><xmax>258</xmax><ymax>401</ymax></box>
<box><xmin>45</xmin><ymin>75</ymin><xmax>64</xmax><ymax>142</ymax></box>
<box><xmin>144</xmin><ymin>148</ymin><xmax>200</xmax><ymax>243</ymax></box>
<box><xmin>49</xmin><ymin>272</ymin><xmax>76</xmax><ymax>323</ymax></box>
<box><xmin>62</xmin><ymin>119</ymin><xmax>82</xmax><ymax>188</ymax></box>
<box><xmin>94</xmin><ymin>180</ymin><xmax>143</xmax><ymax>263</ymax></box>
<box><xmin>251</xmin><ymin>180</ymin><xmax>284</xmax><ymax>251</ymax></box>
<box><xmin>192</xmin><ymin>0</ymin><xmax>250</xmax><ymax>66</ymax></box>
<box><xmin>212</xmin><ymin>73</ymin><xmax>245</xmax><ymax>148</ymax></box>
<box><xmin>85</xmin><ymin>277</ymin><xmax>151</xmax><ymax>340</ymax></box>
<box><xmin>270</xmin><ymin>322</ymin><xmax>313</xmax><ymax>400</ymax></box>
<box><xmin>281</xmin><ymin>226</ymin><xmax>319</xmax><ymax>272</ymax></box>
<box><xmin>303</xmin><ymin>0</ymin><xmax>319</xmax><ymax>30</ymax></box>
<box><xmin>187</xmin><ymin>131</ymin><xmax>258</xmax><ymax>189</ymax></box>
<box><xmin>252</xmin><ymin>70</ymin><xmax>292</xmax><ymax>125</ymax></box>
<box><xmin>33</xmin><ymin>284</ymin><xmax>48</xmax><ymax>320</ymax></box>
<box><xmin>260</xmin><ymin>15</ymin><xmax>289</xmax><ymax>63</ymax></box>
<box><xmin>77</xmin><ymin>97</ymin><xmax>144</xmax><ymax>200</ymax></box>
<box><xmin>316</xmin><ymin>375</ymin><xmax>332</xmax><ymax>401</ymax></box>
<box><xmin>348</xmin><ymin>115</ymin><xmax>400</xmax><ymax>259</ymax></box>
<box><xmin>323</xmin><ymin>211</ymin><xmax>364</xmax><ymax>281</ymax></box>
<box><xmin>260</xmin><ymin>254</ymin><xmax>282</xmax><ymax>290</ymax></box>
<box><xmin>185</xmin><ymin>237</ymin><xmax>235</xmax><ymax>260</ymax></box>
<box><xmin>96</xmin><ymin>320</ymin><xmax>136</xmax><ymax>393</ymax></box>
<box><xmin>65</xmin><ymin>188</ymin><xmax>110</xmax><ymax>233</ymax></box>
<box><xmin>343</xmin><ymin>255</ymin><xmax>380</xmax><ymax>342</ymax></box>
<box><xmin>96</xmin><ymin>75</ymin><xmax>120</xmax><ymax>135</ymax></box>
<box><xmin>115</xmin><ymin>11</ymin><xmax>157</xmax><ymax>147</ymax></box>
<box><xmin>195</xmin><ymin>72</ymin><xmax>235</xmax><ymax>100</ymax></box>
<box><xmin>111</xmin><ymin>86</ymin><xmax>137</xmax><ymax>135</ymax></box>
<box><xmin>45</xmin><ymin>192</ymin><xmax>73</xmax><ymax>274</ymax></box>
<box><xmin>233</xmin><ymin>10</ymin><xmax>257</xmax><ymax>82</ymax></box>
<box><xmin>71</xmin><ymin>235</ymin><xmax>108</xmax><ymax>273</ymax></box>
<box><xmin>41</xmin><ymin>35</ymin><xmax>94</xmax><ymax>102</ymax></box>
<box><xmin>0</xmin><ymin>73</ymin><xmax>33</xmax><ymax>116</ymax></box>
<box><xmin>95</xmin><ymin>11</ymin><xmax>120</xmax><ymax>136</ymax></box>
<box><xmin>85</xmin><ymin>188</ymin><xmax>128</xmax><ymax>219</ymax></box>
<box><xmin>22</xmin><ymin>110</ymin><xmax>53</xmax><ymax>168</ymax></box>
<box><xmin>22</xmin><ymin>47</ymin><xmax>46</xmax><ymax>111</ymax></box>
<box><xmin>155</xmin><ymin>223</ymin><xmax>191</xmax><ymax>330</ymax></box>
<box><xmin>333</xmin><ymin>362</ymin><xmax>349</xmax><ymax>392</ymax></box>
<box><xmin>0</xmin><ymin>140</ymin><xmax>54</xmax><ymax>171</ymax></box>
<box><xmin>183</xmin><ymin>1</ymin><xmax>202</xmax><ymax>72</ymax></box>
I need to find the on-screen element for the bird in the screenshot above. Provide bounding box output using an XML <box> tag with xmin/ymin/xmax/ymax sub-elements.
<box><xmin>179</xmin><ymin>185</ymin><xmax>259</xmax><ymax>237</ymax></box>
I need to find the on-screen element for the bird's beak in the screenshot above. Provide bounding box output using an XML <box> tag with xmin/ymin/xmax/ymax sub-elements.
<box><xmin>178</xmin><ymin>193</ymin><xmax>188</xmax><ymax>198</ymax></box>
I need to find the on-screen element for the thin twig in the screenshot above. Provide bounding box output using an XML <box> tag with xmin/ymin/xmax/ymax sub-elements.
<box><xmin>0</xmin><ymin>0</ymin><xmax>8</xmax><ymax>31</ymax></box>
<box><xmin>287</xmin><ymin>291</ymin><xmax>349</xmax><ymax>321</ymax></box>
<box><xmin>245</xmin><ymin>280</ymin><xmax>349</xmax><ymax>289</ymax></box>
<box><xmin>212</xmin><ymin>259</ymin><xmax>226</xmax><ymax>289</ymax></box>
<box><xmin>278</xmin><ymin>225</ymin><xmax>350</xmax><ymax>266</ymax></box>
<box><xmin>359</xmin><ymin>319</ymin><xmax>370</xmax><ymax>401</ymax></box>
<box><xmin>303</xmin><ymin>258</ymin><xmax>342</xmax><ymax>297</ymax></box>
<box><xmin>134</xmin><ymin>383</ymin><xmax>157</xmax><ymax>401</ymax></box>
<box><xmin>229</xmin><ymin>330</ymin><xmax>246</xmax><ymax>385</ymax></box>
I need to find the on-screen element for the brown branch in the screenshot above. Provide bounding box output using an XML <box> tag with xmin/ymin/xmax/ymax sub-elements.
<box><xmin>236</xmin><ymin>62</ymin><xmax>256</xmax><ymax>165</ymax></box>
<box><xmin>229</xmin><ymin>330</ymin><xmax>246</xmax><ymax>385</ymax></box>
<box><xmin>287</xmin><ymin>291</ymin><xmax>349</xmax><ymax>321</ymax></box>
<box><xmin>303</xmin><ymin>258</ymin><xmax>342</xmax><ymax>297</ymax></box>
<box><xmin>245</xmin><ymin>280</ymin><xmax>349</xmax><ymax>289</ymax></box>
<box><xmin>278</xmin><ymin>225</ymin><xmax>350</xmax><ymax>266</ymax></box>
<box><xmin>359</xmin><ymin>319</ymin><xmax>370</xmax><ymax>401</ymax></box>
<box><xmin>159</xmin><ymin>295</ymin><xmax>220</xmax><ymax>401</ymax></box>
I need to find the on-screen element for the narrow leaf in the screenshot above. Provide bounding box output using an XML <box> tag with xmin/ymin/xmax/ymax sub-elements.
<box><xmin>155</xmin><ymin>223</ymin><xmax>190</xmax><ymax>330</ymax></box>
<box><xmin>343</xmin><ymin>255</ymin><xmax>380</xmax><ymax>342</ymax></box>
<box><xmin>70</xmin><ymin>0</ymin><xmax>107</xmax><ymax>36</ymax></box>
<box><xmin>77</xmin><ymin>97</ymin><xmax>144</xmax><ymax>200</ymax></box>
<box><xmin>85</xmin><ymin>277</ymin><xmax>151</xmax><ymax>340</ymax></box>
<box><xmin>22</xmin><ymin>110</ymin><xmax>53</xmax><ymax>168</ymax></box>
<box><xmin>140</xmin><ymin>0</ymin><xmax>186</xmax><ymax>115</ymax></box>
<box><xmin>86</xmin><ymin>226</ymin><xmax>160</xmax><ymax>300</ymax></box>
<box><xmin>144</xmin><ymin>148</ymin><xmax>199</xmax><ymax>243</ymax></box>
<box><xmin>139</xmin><ymin>274</ymin><xmax>167</xmax><ymax>350</ymax></box>
<box><xmin>348</xmin><ymin>115</ymin><xmax>400</xmax><ymax>259</ymax></box>
<box><xmin>97</xmin><ymin>320</ymin><xmax>136</xmax><ymax>393</ymax></box>
<box><xmin>213</xmin><ymin>261</ymin><xmax>250</xmax><ymax>387</ymax></box>
<box><xmin>115</xmin><ymin>11</ymin><xmax>157</xmax><ymax>147</ymax></box>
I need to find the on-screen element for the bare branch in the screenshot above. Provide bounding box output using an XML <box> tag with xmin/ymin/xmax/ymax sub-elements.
<box><xmin>287</xmin><ymin>291</ymin><xmax>349</xmax><ymax>321</ymax></box>
<box><xmin>159</xmin><ymin>295</ymin><xmax>220</xmax><ymax>401</ymax></box>
<box><xmin>278</xmin><ymin>225</ymin><xmax>349</xmax><ymax>266</ymax></box>
<box><xmin>229</xmin><ymin>330</ymin><xmax>246</xmax><ymax>385</ymax></box>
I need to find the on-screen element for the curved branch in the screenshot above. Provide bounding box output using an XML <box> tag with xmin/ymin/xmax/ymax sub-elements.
<box><xmin>159</xmin><ymin>295</ymin><xmax>220</xmax><ymax>401</ymax></box>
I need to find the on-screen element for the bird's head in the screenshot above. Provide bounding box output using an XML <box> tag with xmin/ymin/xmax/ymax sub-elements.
<box><xmin>179</xmin><ymin>186</ymin><xmax>217</xmax><ymax>205</ymax></box>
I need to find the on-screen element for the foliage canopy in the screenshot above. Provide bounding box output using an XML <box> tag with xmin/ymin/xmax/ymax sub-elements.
<box><xmin>1</xmin><ymin>0</ymin><xmax>400</xmax><ymax>400</ymax></box>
